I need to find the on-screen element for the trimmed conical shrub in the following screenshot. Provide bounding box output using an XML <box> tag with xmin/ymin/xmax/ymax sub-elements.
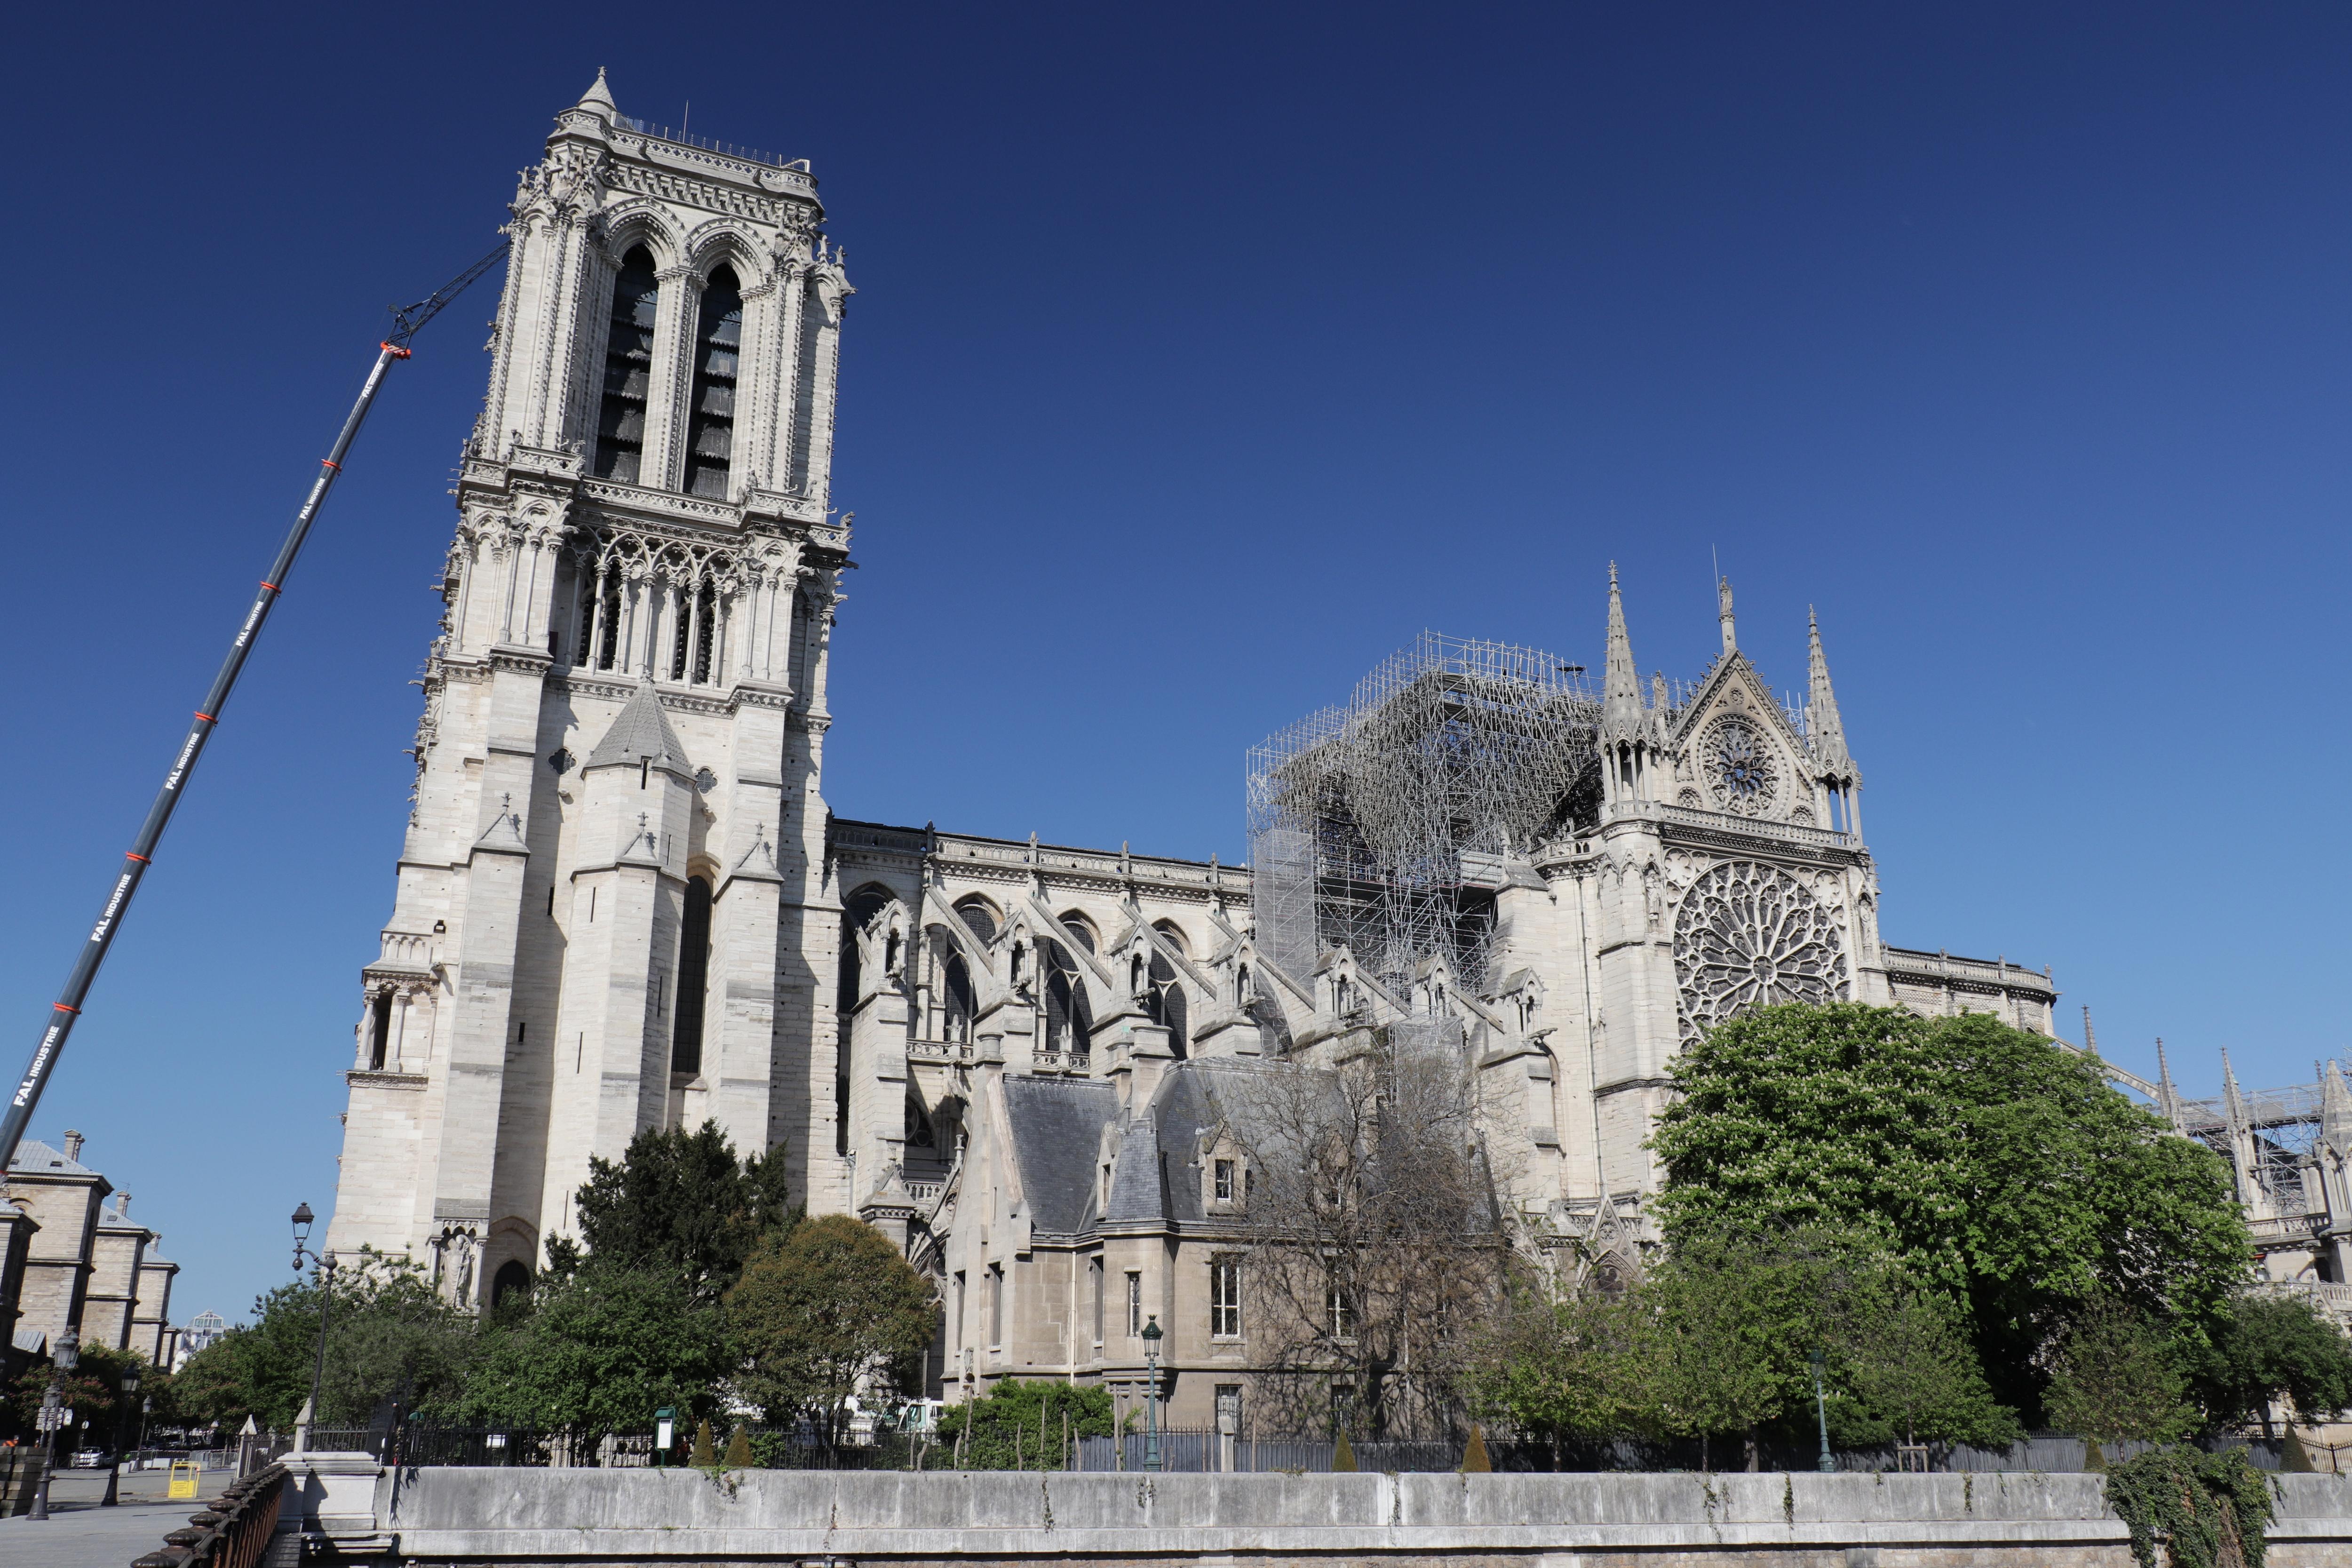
<box><xmin>1462</xmin><ymin>1425</ymin><xmax>1491</xmax><ymax>1473</ymax></box>
<box><xmin>1333</xmin><ymin>1431</ymin><xmax>1357</xmax><ymax>1472</ymax></box>
<box><xmin>723</xmin><ymin>1426</ymin><xmax>755</xmax><ymax>1470</ymax></box>
<box><xmin>691</xmin><ymin>1419</ymin><xmax>716</xmax><ymax>1468</ymax></box>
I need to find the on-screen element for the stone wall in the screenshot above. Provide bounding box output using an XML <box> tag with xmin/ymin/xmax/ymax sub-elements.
<box><xmin>298</xmin><ymin>1463</ymin><xmax>2352</xmax><ymax>1566</ymax></box>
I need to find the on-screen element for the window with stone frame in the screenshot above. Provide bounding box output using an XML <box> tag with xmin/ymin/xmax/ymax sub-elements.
<box><xmin>592</xmin><ymin>247</ymin><xmax>659</xmax><ymax>483</ymax></box>
<box><xmin>1126</xmin><ymin>1270</ymin><xmax>1142</xmax><ymax>1338</ymax></box>
<box><xmin>1209</xmin><ymin>1255</ymin><xmax>1242</xmax><ymax>1340</ymax></box>
<box><xmin>683</xmin><ymin>266</ymin><xmax>743</xmax><ymax>499</ymax></box>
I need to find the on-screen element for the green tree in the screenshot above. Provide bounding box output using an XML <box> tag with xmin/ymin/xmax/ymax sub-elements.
<box><xmin>1645</xmin><ymin>1227</ymin><xmax>1853</xmax><ymax>1469</ymax></box>
<box><xmin>2191</xmin><ymin>1292</ymin><xmax>2352</xmax><ymax>1434</ymax></box>
<box><xmin>547</xmin><ymin>1122</ymin><xmax>799</xmax><ymax>1305</ymax></box>
<box><xmin>1653</xmin><ymin>1005</ymin><xmax>2249</xmax><ymax>1416</ymax></box>
<box><xmin>461</xmin><ymin>1266</ymin><xmax>731</xmax><ymax>1431</ymax></box>
<box><xmin>933</xmin><ymin>1378</ymin><xmax>1116</xmax><ymax>1469</ymax></box>
<box><xmin>9</xmin><ymin>1341</ymin><xmax>151</xmax><ymax>1442</ymax></box>
<box><xmin>1827</xmin><ymin>1271</ymin><xmax>2020</xmax><ymax>1449</ymax></box>
<box><xmin>1466</xmin><ymin>1277</ymin><xmax>1656</xmax><ymax>1448</ymax></box>
<box><xmin>2045</xmin><ymin>1294</ymin><xmax>2197</xmax><ymax>1452</ymax></box>
<box><xmin>728</xmin><ymin>1215</ymin><xmax>935</xmax><ymax>1445</ymax></box>
<box><xmin>162</xmin><ymin>1252</ymin><xmax>476</xmax><ymax>1430</ymax></box>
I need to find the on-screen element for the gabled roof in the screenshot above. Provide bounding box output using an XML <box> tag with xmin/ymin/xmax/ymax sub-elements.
<box><xmin>1103</xmin><ymin>1114</ymin><xmax>1167</xmax><ymax>1227</ymax></box>
<box><xmin>585</xmin><ymin>681</ymin><xmax>692</xmax><ymax>772</ymax></box>
<box><xmin>9</xmin><ymin>1139</ymin><xmax>94</xmax><ymax>1176</ymax></box>
<box><xmin>1000</xmin><ymin>1076</ymin><xmax>1119</xmax><ymax>1236</ymax></box>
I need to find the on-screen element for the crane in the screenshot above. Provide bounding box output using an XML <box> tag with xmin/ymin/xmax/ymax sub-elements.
<box><xmin>0</xmin><ymin>243</ymin><xmax>509</xmax><ymax>1171</ymax></box>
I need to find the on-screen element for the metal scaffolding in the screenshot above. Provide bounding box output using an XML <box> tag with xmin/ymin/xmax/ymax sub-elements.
<box><xmin>1247</xmin><ymin>632</ymin><xmax>1603</xmax><ymax>997</ymax></box>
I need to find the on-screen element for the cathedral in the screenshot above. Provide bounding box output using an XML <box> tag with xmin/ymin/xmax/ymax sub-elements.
<box><xmin>329</xmin><ymin>76</ymin><xmax>2344</xmax><ymax>1431</ymax></box>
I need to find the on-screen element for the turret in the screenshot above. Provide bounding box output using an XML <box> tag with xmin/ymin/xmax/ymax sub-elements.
<box><xmin>1805</xmin><ymin>609</ymin><xmax>1862</xmax><ymax>837</ymax></box>
<box><xmin>1597</xmin><ymin>565</ymin><xmax>1653</xmax><ymax>812</ymax></box>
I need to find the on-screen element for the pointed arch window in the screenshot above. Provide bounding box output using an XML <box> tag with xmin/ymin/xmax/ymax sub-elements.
<box><xmin>593</xmin><ymin>247</ymin><xmax>659</xmax><ymax>483</ymax></box>
<box><xmin>684</xmin><ymin>266</ymin><xmax>743</xmax><ymax>499</ymax></box>
<box><xmin>1144</xmin><ymin>950</ymin><xmax>1189</xmax><ymax>1060</ymax></box>
<box><xmin>1043</xmin><ymin>941</ymin><xmax>1092</xmax><ymax>1059</ymax></box>
<box><xmin>943</xmin><ymin>953</ymin><xmax>977</xmax><ymax>1043</ymax></box>
<box><xmin>671</xmin><ymin>876</ymin><xmax>713</xmax><ymax>1077</ymax></box>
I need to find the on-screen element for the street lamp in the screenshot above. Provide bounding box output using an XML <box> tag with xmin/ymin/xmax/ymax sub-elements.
<box><xmin>26</xmin><ymin>1332</ymin><xmax>80</xmax><ymax>1522</ymax></box>
<box><xmin>291</xmin><ymin>1202</ymin><xmax>336</xmax><ymax>1448</ymax></box>
<box><xmin>1809</xmin><ymin>1348</ymin><xmax>1835</xmax><ymax>1473</ymax></box>
<box><xmin>100</xmin><ymin>1361</ymin><xmax>143</xmax><ymax>1507</ymax></box>
<box><xmin>1139</xmin><ymin>1315</ymin><xmax>1163</xmax><ymax>1473</ymax></box>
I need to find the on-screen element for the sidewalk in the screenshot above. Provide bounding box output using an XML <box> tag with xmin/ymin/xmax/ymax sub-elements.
<box><xmin>0</xmin><ymin>1464</ymin><xmax>230</xmax><ymax>1568</ymax></box>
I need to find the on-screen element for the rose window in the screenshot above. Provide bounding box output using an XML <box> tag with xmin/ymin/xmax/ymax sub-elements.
<box><xmin>1673</xmin><ymin>861</ymin><xmax>1849</xmax><ymax>1046</ymax></box>
<box><xmin>1700</xmin><ymin>715</ymin><xmax>1779</xmax><ymax>816</ymax></box>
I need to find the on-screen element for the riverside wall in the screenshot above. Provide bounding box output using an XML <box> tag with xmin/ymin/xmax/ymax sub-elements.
<box><xmin>275</xmin><ymin>1458</ymin><xmax>2352</xmax><ymax>1566</ymax></box>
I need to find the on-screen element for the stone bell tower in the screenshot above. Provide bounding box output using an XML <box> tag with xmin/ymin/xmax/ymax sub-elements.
<box><xmin>326</xmin><ymin>72</ymin><xmax>856</xmax><ymax>1305</ymax></box>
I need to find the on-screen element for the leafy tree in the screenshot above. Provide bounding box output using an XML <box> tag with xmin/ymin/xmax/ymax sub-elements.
<box><xmin>2045</xmin><ymin>1294</ymin><xmax>2197</xmax><ymax>1451</ymax></box>
<box><xmin>461</xmin><ymin>1265</ymin><xmax>731</xmax><ymax>1432</ymax></box>
<box><xmin>1826</xmin><ymin>1270</ymin><xmax>2020</xmax><ymax>1449</ymax></box>
<box><xmin>728</xmin><ymin>1215</ymin><xmax>935</xmax><ymax>1445</ymax></box>
<box><xmin>1644</xmin><ymin>1226</ymin><xmax>1851</xmax><ymax>1469</ymax></box>
<box><xmin>1653</xmin><ymin>1005</ymin><xmax>2249</xmax><ymax>1416</ymax></box>
<box><xmin>547</xmin><ymin>1122</ymin><xmax>799</xmax><ymax>1305</ymax></box>
<box><xmin>933</xmin><ymin>1378</ymin><xmax>1116</xmax><ymax>1469</ymax></box>
<box><xmin>164</xmin><ymin>1252</ymin><xmax>476</xmax><ymax>1430</ymax></box>
<box><xmin>1466</xmin><ymin>1277</ymin><xmax>1656</xmax><ymax>1447</ymax></box>
<box><xmin>2191</xmin><ymin>1292</ymin><xmax>2352</xmax><ymax>1433</ymax></box>
<box><xmin>9</xmin><ymin>1341</ymin><xmax>151</xmax><ymax>1445</ymax></box>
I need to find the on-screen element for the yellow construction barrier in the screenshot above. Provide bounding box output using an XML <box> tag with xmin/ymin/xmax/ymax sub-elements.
<box><xmin>167</xmin><ymin>1460</ymin><xmax>200</xmax><ymax>1499</ymax></box>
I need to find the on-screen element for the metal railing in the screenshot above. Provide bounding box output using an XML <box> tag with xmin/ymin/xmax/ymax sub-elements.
<box><xmin>134</xmin><ymin>1460</ymin><xmax>285</xmax><ymax>1568</ymax></box>
<box><xmin>1073</xmin><ymin>1430</ymin><xmax>1473</xmax><ymax>1473</ymax></box>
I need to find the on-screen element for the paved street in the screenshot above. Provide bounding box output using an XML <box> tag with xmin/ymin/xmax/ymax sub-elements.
<box><xmin>0</xmin><ymin>1464</ymin><xmax>232</xmax><ymax>1568</ymax></box>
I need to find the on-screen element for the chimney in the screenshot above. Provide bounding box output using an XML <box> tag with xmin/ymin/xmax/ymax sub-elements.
<box><xmin>62</xmin><ymin>1130</ymin><xmax>84</xmax><ymax>1162</ymax></box>
<box><xmin>115</xmin><ymin>1193</ymin><xmax>131</xmax><ymax>1218</ymax></box>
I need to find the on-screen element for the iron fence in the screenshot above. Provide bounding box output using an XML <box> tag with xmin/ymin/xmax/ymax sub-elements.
<box><xmin>1073</xmin><ymin>1430</ymin><xmax>1477</xmax><ymax>1472</ymax></box>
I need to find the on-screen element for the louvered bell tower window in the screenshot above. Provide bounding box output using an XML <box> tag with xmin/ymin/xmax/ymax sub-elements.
<box><xmin>684</xmin><ymin>266</ymin><xmax>743</xmax><ymax>499</ymax></box>
<box><xmin>593</xmin><ymin>247</ymin><xmax>659</xmax><ymax>483</ymax></box>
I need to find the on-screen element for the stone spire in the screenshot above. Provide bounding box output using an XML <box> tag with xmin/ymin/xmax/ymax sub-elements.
<box><xmin>2082</xmin><ymin>1005</ymin><xmax>2098</xmax><ymax>1056</ymax></box>
<box><xmin>577</xmin><ymin>67</ymin><xmax>619</xmax><ymax>121</ymax></box>
<box><xmin>1807</xmin><ymin>608</ymin><xmax>1857</xmax><ymax>784</ymax></box>
<box><xmin>2323</xmin><ymin>1059</ymin><xmax>2352</xmax><ymax>1154</ymax></box>
<box><xmin>586</xmin><ymin>679</ymin><xmax>691</xmax><ymax>774</ymax></box>
<box><xmin>1599</xmin><ymin>563</ymin><xmax>1646</xmax><ymax>748</ymax></box>
<box><xmin>1717</xmin><ymin>576</ymin><xmax>1737</xmax><ymax>655</ymax></box>
<box><xmin>2154</xmin><ymin>1036</ymin><xmax>2185</xmax><ymax>1131</ymax></box>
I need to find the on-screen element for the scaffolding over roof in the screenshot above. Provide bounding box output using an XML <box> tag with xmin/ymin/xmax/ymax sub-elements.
<box><xmin>1247</xmin><ymin>632</ymin><xmax>1602</xmax><ymax>996</ymax></box>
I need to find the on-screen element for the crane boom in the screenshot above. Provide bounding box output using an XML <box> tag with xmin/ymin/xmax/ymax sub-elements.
<box><xmin>0</xmin><ymin>243</ymin><xmax>508</xmax><ymax>1170</ymax></box>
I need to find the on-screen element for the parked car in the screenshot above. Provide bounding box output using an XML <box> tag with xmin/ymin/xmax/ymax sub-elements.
<box><xmin>70</xmin><ymin>1448</ymin><xmax>108</xmax><ymax>1468</ymax></box>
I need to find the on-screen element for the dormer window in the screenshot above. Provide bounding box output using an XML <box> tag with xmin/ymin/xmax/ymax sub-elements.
<box><xmin>593</xmin><ymin>247</ymin><xmax>658</xmax><ymax>483</ymax></box>
<box><xmin>684</xmin><ymin>266</ymin><xmax>743</xmax><ymax>499</ymax></box>
<box><xmin>1214</xmin><ymin>1158</ymin><xmax>1235</xmax><ymax>1202</ymax></box>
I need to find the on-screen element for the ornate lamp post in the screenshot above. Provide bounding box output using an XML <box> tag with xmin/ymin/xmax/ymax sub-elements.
<box><xmin>99</xmin><ymin>1361</ymin><xmax>142</xmax><ymax>1506</ymax></box>
<box><xmin>26</xmin><ymin>1332</ymin><xmax>79</xmax><ymax>1521</ymax></box>
<box><xmin>1809</xmin><ymin>1347</ymin><xmax>1835</xmax><ymax>1472</ymax></box>
<box><xmin>1139</xmin><ymin>1315</ymin><xmax>1163</xmax><ymax>1473</ymax></box>
<box><xmin>291</xmin><ymin>1202</ymin><xmax>336</xmax><ymax>1447</ymax></box>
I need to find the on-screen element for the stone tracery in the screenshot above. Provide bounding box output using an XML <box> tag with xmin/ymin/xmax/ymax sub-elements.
<box><xmin>1672</xmin><ymin>860</ymin><xmax>1850</xmax><ymax>1047</ymax></box>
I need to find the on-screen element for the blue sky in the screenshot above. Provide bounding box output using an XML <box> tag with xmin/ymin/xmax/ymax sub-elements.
<box><xmin>3</xmin><ymin>3</ymin><xmax>2346</xmax><ymax>1323</ymax></box>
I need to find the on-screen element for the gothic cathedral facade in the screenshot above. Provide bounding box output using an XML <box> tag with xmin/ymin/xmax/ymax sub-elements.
<box><xmin>326</xmin><ymin>82</ymin><xmax>2069</xmax><ymax>1401</ymax></box>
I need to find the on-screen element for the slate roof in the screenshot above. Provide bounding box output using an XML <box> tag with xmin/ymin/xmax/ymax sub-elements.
<box><xmin>997</xmin><ymin>1056</ymin><xmax>1337</xmax><ymax>1238</ymax></box>
<box><xmin>999</xmin><ymin>1076</ymin><xmax>1118</xmax><ymax>1236</ymax></box>
<box><xmin>8</xmin><ymin>1138</ymin><xmax>93</xmax><ymax>1176</ymax></box>
<box><xmin>585</xmin><ymin>681</ymin><xmax>692</xmax><ymax>772</ymax></box>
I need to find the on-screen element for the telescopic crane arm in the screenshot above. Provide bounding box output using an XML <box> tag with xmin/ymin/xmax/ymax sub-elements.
<box><xmin>0</xmin><ymin>243</ymin><xmax>509</xmax><ymax>1171</ymax></box>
